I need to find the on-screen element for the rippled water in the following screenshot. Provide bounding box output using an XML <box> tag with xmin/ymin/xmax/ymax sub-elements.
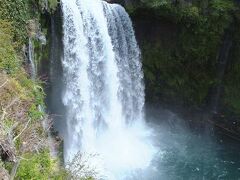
<box><xmin>134</xmin><ymin>108</ymin><xmax>240</xmax><ymax>180</ymax></box>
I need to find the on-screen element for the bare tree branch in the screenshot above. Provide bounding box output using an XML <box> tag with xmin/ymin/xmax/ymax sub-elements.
<box><xmin>0</xmin><ymin>80</ymin><xmax>8</xmax><ymax>89</ymax></box>
<box><xmin>0</xmin><ymin>110</ymin><xmax>6</xmax><ymax>121</ymax></box>
<box><xmin>6</xmin><ymin>97</ymin><xmax>19</xmax><ymax>110</ymax></box>
<box><xmin>10</xmin><ymin>159</ymin><xmax>20</xmax><ymax>180</ymax></box>
<box><xmin>13</xmin><ymin>119</ymin><xmax>31</xmax><ymax>142</ymax></box>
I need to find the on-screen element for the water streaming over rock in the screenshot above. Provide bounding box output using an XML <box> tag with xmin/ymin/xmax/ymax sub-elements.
<box><xmin>61</xmin><ymin>0</ymin><xmax>156</xmax><ymax>178</ymax></box>
<box><xmin>28</xmin><ymin>38</ymin><xmax>36</xmax><ymax>79</ymax></box>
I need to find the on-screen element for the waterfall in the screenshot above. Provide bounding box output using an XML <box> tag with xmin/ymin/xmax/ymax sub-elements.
<box><xmin>61</xmin><ymin>0</ymin><xmax>156</xmax><ymax>178</ymax></box>
<box><xmin>28</xmin><ymin>38</ymin><xmax>36</xmax><ymax>79</ymax></box>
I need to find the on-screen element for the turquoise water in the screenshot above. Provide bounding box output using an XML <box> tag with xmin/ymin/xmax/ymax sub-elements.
<box><xmin>139</xmin><ymin>108</ymin><xmax>240</xmax><ymax>180</ymax></box>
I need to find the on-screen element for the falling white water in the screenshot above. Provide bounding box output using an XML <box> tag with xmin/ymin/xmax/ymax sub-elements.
<box><xmin>28</xmin><ymin>38</ymin><xmax>36</xmax><ymax>79</ymax></box>
<box><xmin>61</xmin><ymin>0</ymin><xmax>156</xmax><ymax>179</ymax></box>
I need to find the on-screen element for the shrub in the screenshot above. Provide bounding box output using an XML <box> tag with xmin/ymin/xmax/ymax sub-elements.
<box><xmin>0</xmin><ymin>20</ymin><xmax>19</xmax><ymax>74</ymax></box>
<box><xmin>16</xmin><ymin>150</ymin><xmax>53</xmax><ymax>179</ymax></box>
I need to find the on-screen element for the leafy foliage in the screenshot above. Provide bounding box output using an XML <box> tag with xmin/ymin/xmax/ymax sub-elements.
<box><xmin>0</xmin><ymin>21</ymin><xmax>19</xmax><ymax>74</ymax></box>
<box><xmin>136</xmin><ymin>0</ymin><xmax>239</xmax><ymax>111</ymax></box>
<box><xmin>0</xmin><ymin>0</ymin><xmax>37</xmax><ymax>44</ymax></box>
<box><xmin>38</xmin><ymin>0</ymin><xmax>59</xmax><ymax>13</ymax></box>
<box><xmin>16</xmin><ymin>150</ymin><xmax>68</xmax><ymax>179</ymax></box>
<box><xmin>0</xmin><ymin>0</ymin><xmax>57</xmax><ymax>45</ymax></box>
<box><xmin>48</xmin><ymin>0</ymin><xmax>59</xmax><ymax>12</ymax></box>
<box><xmin>16</xmin><ymin>150</ymin><xmax>52</xmax><ymax>179</ymax></box>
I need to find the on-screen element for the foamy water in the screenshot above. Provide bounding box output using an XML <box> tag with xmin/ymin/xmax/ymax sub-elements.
<box><xmin>61</xmin><ymin>0</ymin><xmax>156</xmax><ymax>179</ymax></box>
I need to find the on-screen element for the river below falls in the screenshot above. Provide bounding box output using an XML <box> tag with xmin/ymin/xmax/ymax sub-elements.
<box><xmin>131</xmin><ymin>107</ymin><xmax>240</xmax><ymax>180</ymax></box>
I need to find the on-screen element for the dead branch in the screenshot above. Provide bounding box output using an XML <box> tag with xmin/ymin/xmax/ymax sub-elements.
<box><xmin>6</xmin><ymin>98</ymin><xmax>19</xmax><ymax>110</ymax></box>
<box><xmin>7</xmin><ymin>122</ymin><xmax>19</xmax><ymax>142</ymax></box>
<box><xmin>0</xmin><ymin>110</ymin><xmax>6</xmax><ymax>121</ymax></box>
<box><xmin>13</xmin><ymin>119</ymin><xmax>31</xmax><ymax>142</ymax></box>
<box><xmin>10</xmin><ymin>159</ymin><xmax>20</xmax><ymax>180</ymax></box>
<box><xmin>0</xmin><ymin>80</ymin><xmax>8</xmax><ymax>89</ymax></box>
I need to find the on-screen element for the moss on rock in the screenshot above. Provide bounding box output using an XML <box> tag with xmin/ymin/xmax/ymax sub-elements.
<box><xmin>131</xmin><ymin>0</ymin><xmax>240</xmax><ymax>116</ymax></box>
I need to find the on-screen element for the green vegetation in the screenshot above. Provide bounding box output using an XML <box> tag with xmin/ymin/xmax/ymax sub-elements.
<box><xmin>0</xmin><ymin>1</ymin><xmax>67</xmax><ymax>179</ymax></box>
<box><xmin>16</xmin><ymin>150</ymin><xmax>68</xmax><ymax>179</ymax></box>
<box><xmin>48</xmin><ymin>0</ymin><xmax>59</xmax><ymax>12</ymax></box>
<box><xmin>39</xmin><ymin>0</ymin><xmax>59</xmax><ymax>13</ymax></box>
<box><xmin>16</xmin><ymin>150</ymin><xmax>54</xmax><ymax>179</ymax></box>
<box><xmin>0</xmin><ymin>21</ymin><xmax>19</xmax><ymax>74</ymax></box>
<box><xmin>0</xmin><ymin>0</ymin><xmax>36</xmax><ymax>45</ymax></box>
<box><xmin>0</xmin><ymin>0</ymin><xmax>58</xmax><ymax>45</ymax></box>
<box><xmin>131</xmin><ymin>0</ymin><xmax>240</xmax><ymax>115</ymax></box>
<box><xmin>0</xmin><ymin>17</ymin><xmax>57</xmax><ymax>179</ymax></box>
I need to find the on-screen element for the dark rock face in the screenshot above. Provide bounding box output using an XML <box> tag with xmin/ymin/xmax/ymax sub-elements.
<box><xmin>128</xmin><ymin>2</ymin><xmax>240</xmax><ymax>136</ymax></box>
<box><xmin>105</xmin><ymin>0</ymin><xmax>125</xmax><ymax>4</ymax></box>
<box><xmin>105</xmin><ymin>0</ymin><xmax>140</xmax><ymax>6</ymax></box>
